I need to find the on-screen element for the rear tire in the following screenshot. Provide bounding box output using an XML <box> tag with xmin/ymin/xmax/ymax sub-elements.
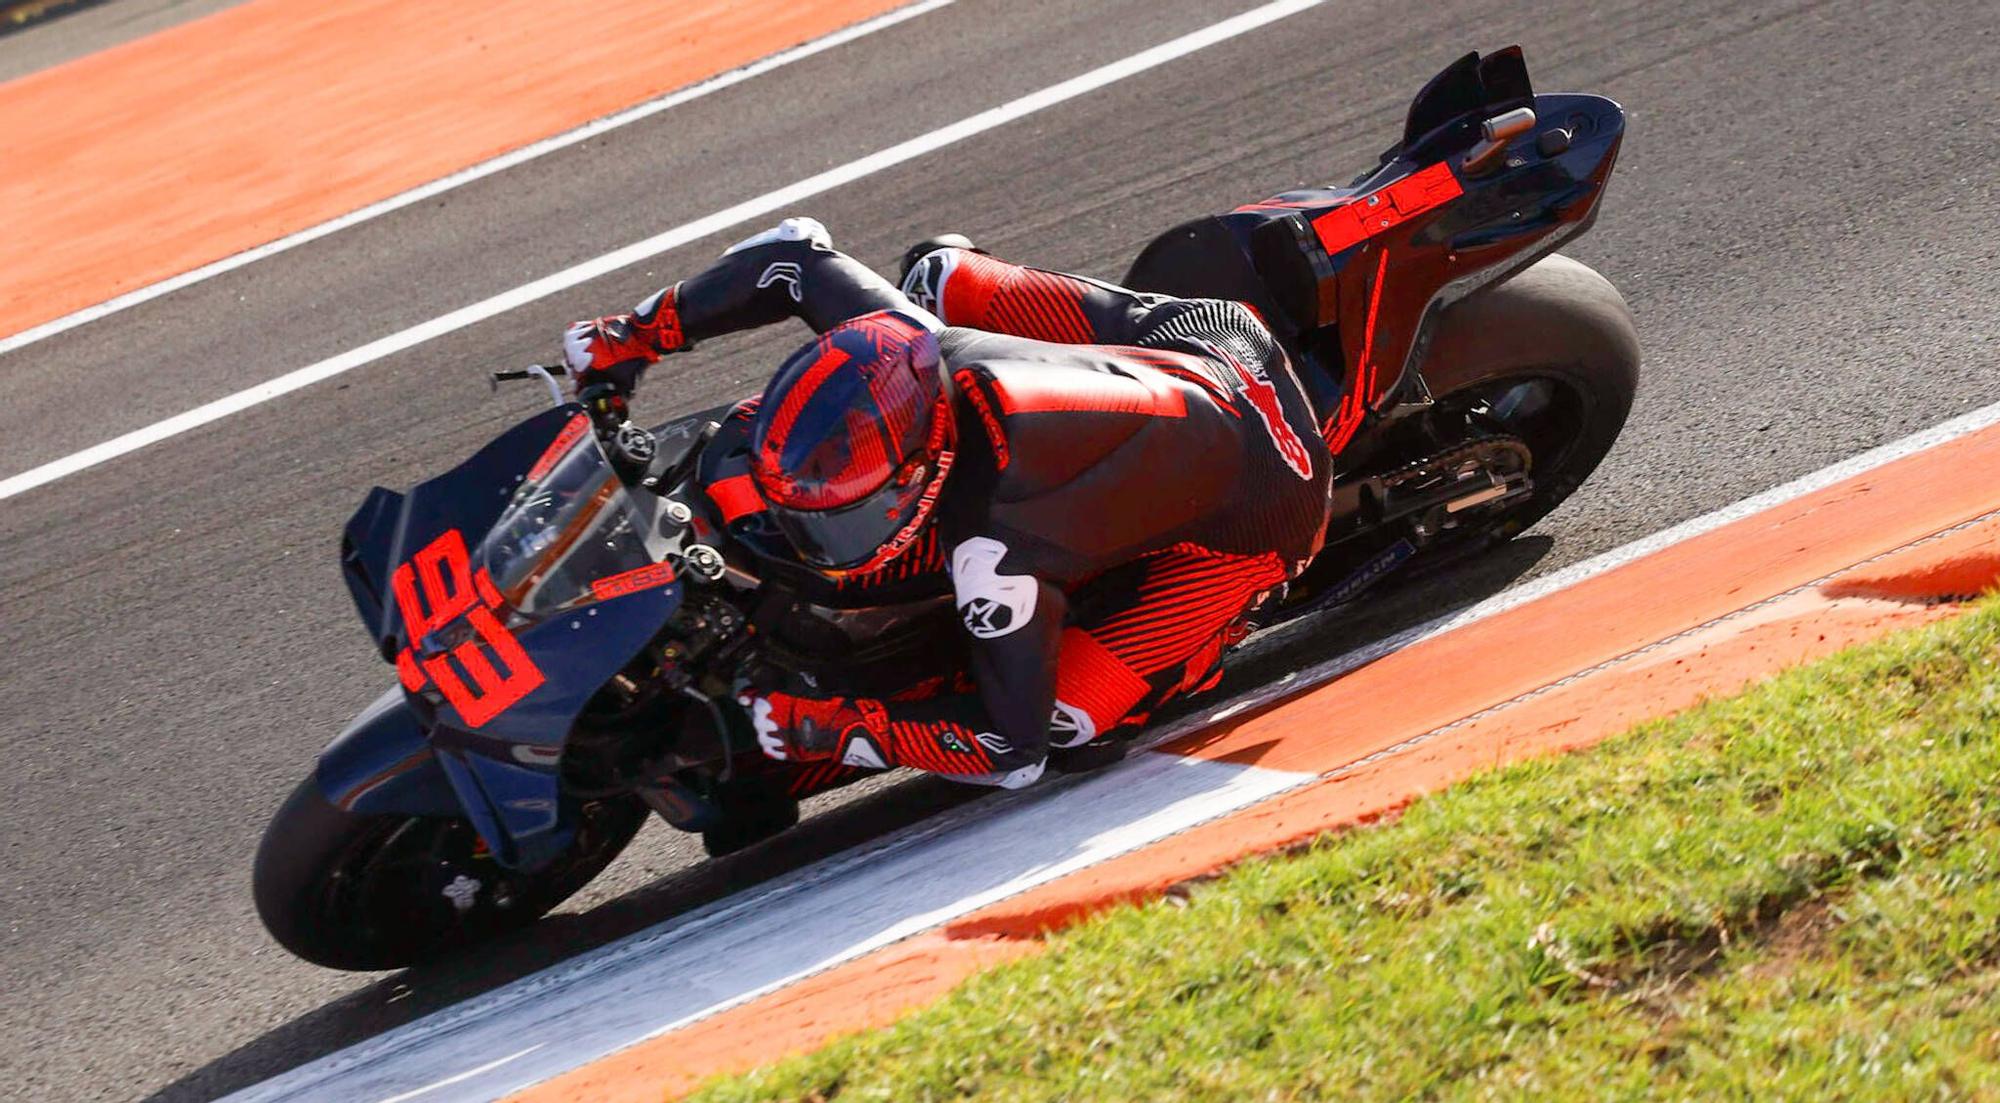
<box><xmin>253</xmin><ymin>778</ymin><xmax>644</xmax><ymax>971</ymax></box>
<box><xmin>1415</xmin><ymin>253</ymin><xmax>1641</xmax><ymax>535</ymax></box>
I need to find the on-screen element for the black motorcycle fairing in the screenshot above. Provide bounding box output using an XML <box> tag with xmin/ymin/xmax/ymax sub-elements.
<box><xmin>341</xmin><ymin>407</ymin><xmax>578</xmax><ymax>655</ymax></box>
<box><xmin>336</xmin><ymin>405</ymin><xmax>689</xmax><ymax>869</ymax></box>
<box><xmin>1125</xmin><ymin>84</ymin><xmax>1625</xmax><ymax>468</ymax></box>
<box><xmin>340</xmin><ymin>486</ymin><xmax>404</xmax><ymax>649</ymax></box>
<box><xmin>1398</xmin><ymin>47</ymin><xmax>1534</xmax><ymax>165</ymax></box>
<box><xmin>414</xmin><ymin>579</ymin><xmax>680</xmax><ymax>868</ymax></box>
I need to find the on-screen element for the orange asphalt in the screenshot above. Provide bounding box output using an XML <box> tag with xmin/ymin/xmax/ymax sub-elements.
<box><xmin>0</xmin><ymin>0</ymin><xmax>909</xmax><ymax>341</ymax></box>
<box><xmin>511</xmin><ymin>424</ymin><xmax>2000</xmax><ymax>1101</ymax></box>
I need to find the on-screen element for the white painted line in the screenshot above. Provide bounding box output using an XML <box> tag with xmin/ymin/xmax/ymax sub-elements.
<box><xmin>219</xmin><ymin>755</ymin><xmax>1314</xmax><ymax>1103</ymax></box>
<box><xmin>218</xmin><ymin>392</ymin><xmax>2000</xmax><ymax>1103</ymax></box>
<box><xmin>0</xmin><ymin>0</ymin><xmax>1325</xmax><ymax>504</ymax></box>
<box><xmin>371</xmin><ymin>1045</ymin><xmax>541</xmax><ymax>1103</ymax></box>
<box><xmin>0</xmin><ymin>0</ymin><xmax>959</xmax><ymax>359</ymax></box>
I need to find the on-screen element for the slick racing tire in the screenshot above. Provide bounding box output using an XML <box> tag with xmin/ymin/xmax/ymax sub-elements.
<box><xmin>1416</xmin><ymin>253</ymin><xmax>1641</xmax><ymax>538</ymax></box>
<box><xmin>253</xmin><ymin>779</ymin><xmax>645</xmax><ymax>971</ymax></box>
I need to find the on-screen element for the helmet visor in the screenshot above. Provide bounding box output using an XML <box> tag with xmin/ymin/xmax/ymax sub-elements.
<box><xmin>767</xmin><ymin>457</ymin><xmax>932</xmax><ymax>569</ymax></box>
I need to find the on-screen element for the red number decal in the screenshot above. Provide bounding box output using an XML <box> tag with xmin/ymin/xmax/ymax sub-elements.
<box><xmin>392</xmin><ymin>530</ymin><xmax>544</xmax><ymax>728</ymax></box>
<box><xmin>392</xmin><ymin>529</ymin><xmax>478</xmax><ymax>640</ymax></box>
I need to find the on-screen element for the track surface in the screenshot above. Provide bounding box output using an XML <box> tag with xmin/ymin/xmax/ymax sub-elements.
<box><xmin>2</xmin><ymin>0</ymin><xmax>1995</xmax><ymax>1098</ymax></box>
<box><xmin>0</xmin><ymin>0</ymin><xmax>240</xmax><ymax>82</ymax></box>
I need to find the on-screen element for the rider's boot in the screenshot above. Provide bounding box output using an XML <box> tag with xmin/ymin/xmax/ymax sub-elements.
<box><xmin>1049</xmin><ymin>737</ymin><xmax>1128</xmax><ymax>775</ymax></box>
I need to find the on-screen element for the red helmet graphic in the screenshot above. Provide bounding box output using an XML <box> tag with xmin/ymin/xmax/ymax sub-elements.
<box><xmin>749</xmin><ymin>311</ymin><xmax>954</xmax><ymax>573</ymax></box>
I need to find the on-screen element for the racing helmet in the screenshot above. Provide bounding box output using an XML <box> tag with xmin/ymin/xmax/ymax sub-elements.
<box><xmin>749</xmin><ymin>311</ymin><xmax>954</xmax><ymax>574</ymax></box>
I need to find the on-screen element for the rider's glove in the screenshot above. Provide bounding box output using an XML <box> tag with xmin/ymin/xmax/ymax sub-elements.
<box><xmin>738</xmin><ymin>689</ymin><xmax>886</xmax><ymax>766</ymax></box>
<box><xmin>561</xmin><ymin>286</ymin><xmax>689</xmax><ymax>395</ymax></box>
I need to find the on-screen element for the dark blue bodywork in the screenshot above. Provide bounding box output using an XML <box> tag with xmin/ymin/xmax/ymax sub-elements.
<box><xmin>320</xmin><ymin>406</ymin><xmax>684</xmax><ymax>870</ymax></box>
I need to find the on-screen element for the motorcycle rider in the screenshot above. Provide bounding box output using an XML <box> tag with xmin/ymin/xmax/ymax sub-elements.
<box><xmin>563</xmin><ymin>218</ymin><xmax>1331</xmax><ymax>789</ymax></box>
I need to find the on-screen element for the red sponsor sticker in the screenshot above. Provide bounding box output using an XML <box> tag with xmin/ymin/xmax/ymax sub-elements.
<box><xmin>589</xmin><ymin>560</ymin><xmax>677</xmax><ymax>601</ymax></box>
<box><xmin>526</xmin><ymin>414</ymin><xmax>591</xmax><ymax>484</ymax></box>
<box><xmin>1311</xmin><ymin>161</ymin><xmax>1463</xmax><ymax>256</ymax></box>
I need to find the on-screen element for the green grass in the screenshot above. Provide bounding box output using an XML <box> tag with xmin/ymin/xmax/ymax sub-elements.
<box><xmin>688</xmin><ymin>597</ymin><xmax>2000</xmax><ymax>1102</ymax></box>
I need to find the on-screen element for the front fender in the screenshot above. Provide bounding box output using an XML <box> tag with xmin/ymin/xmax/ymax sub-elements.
<box><xmin>315</xmin><ymin>688</ymin><xmax>576</xmax><ymax>871</ymax></box>
<box><xmin>314</xmin><ymin>687</ymin><xmax>459</xmax><ymax>817</ymax></box>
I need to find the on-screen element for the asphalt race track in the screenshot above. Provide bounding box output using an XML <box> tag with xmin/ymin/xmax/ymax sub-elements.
<box><xmin>2</xmin><ymin>0</ymin><xmax>1996</xmax><ymax>1098</ymax></box>
<box><xmin>0</xmin><ymin>0</ymin><xmax>244</xmax><ymax>83</ymax></box>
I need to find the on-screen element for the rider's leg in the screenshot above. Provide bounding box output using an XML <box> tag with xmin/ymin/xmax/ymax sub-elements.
<box><xmin>1050</xmin><ymin>544</ymin><xmax>1289</xmax><ymax>749</ymax></box>
<box><xmin>900</xmin><ymin>245</ymin><xmax>1158</xmax><ymax>344</ymax></box>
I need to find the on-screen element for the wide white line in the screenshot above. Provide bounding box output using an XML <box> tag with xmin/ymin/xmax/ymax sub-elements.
<box><xmin>0</xmin><ymin>0</ymin><xmax>958</xmax><ymax>359</ymax></box>
<box><xmin>219</xmin><ymin>394</ymin><xmax>2000</xmax><ymax>1103</ymax></box>
<box><xmin>0</xmin><ymin>0</ymin><xmax>1323</xmax><ymax>505</ymax></box>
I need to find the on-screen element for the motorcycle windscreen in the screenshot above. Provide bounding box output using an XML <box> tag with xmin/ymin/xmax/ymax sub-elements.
<box><xmin>344</xmin><ymin>405</ymin><xmax>684</xmax><ymax>745</ymax></box>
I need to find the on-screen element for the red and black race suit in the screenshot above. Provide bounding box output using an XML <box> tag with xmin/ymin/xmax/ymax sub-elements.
<box><xmin>648</xmin><ymin>223</ymin><xmax>1331</xmax><ymax>786</ymax></box>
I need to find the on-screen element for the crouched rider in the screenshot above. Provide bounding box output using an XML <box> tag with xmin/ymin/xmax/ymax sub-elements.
<box><xmin>562</xmin><ymin>218</ymin><xmax>1331</xmax><ymax>789</ymax></box>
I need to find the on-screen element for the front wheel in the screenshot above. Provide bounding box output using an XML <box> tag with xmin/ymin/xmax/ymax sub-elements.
<box><xmin>252</xmin><ymin>778</ymin><xmax>645</xmax><ymax>971</ymax></box>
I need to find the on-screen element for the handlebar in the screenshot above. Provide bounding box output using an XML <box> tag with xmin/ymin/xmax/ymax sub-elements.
<box><xmin>491</xmin><ymin>362</ymin><xmax>652</xmax><ymax>471</ymax></box>
<box><xmin>489</xmin><ymin>363</ymin><xmax>568</xmax><ymax>382</ymax></box>
<box><xmin>489</xmin><ymin>362</ymin><xmax>572</xmax><ymax>408</ymax></box>
<box><xmin>489</xmin><ymin>362</ymin><xmax>626</xmax><ymax>424</ymax></box>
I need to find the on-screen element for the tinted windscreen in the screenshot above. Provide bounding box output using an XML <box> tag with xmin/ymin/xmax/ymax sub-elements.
<box><xmin>478</xmin><ymin>425</ymin><xmax>667</xmax><ymax>615</ymax></box>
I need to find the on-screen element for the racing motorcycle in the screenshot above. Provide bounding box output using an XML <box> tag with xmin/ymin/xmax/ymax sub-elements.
<box><xmin>255</xmin><ymin>47</ymin><xmax>1638</xmax><ymax>969</ymax></box>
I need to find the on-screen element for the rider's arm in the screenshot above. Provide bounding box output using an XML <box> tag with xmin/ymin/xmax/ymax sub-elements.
<box><xmin>674</xmin><ymin>218</ymin><xmax>925</xmax><ymax>338</ymax></box>
<box><xmin>565</xmin><ymin>217</ymin><xmax>933</xmax><ymax>390</ymax></box>
<box><xmin>873</xmin><ymin>558</ymin><xmax>1066</xmax><ymax>787</ymax></box>
<box><xmin>749</xmin><ymin>536</ymin><xmax>1066</xmax><ymax>789</ymax></box>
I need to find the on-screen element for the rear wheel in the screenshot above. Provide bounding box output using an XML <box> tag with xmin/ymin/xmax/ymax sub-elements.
<box><xmin>1290</xmin><ymin>255</ymin><xmax>1638</xmax><ymax>604</ymax></box>
<box><xmin>252</xmin><ymin>779</ymin><xmax>645</xmax><ymax>971</ymax></box>
<box><xmin>1413</xmin><ymin>254</ymin><xmax>1640</xmax><ymax>541</ymax></box>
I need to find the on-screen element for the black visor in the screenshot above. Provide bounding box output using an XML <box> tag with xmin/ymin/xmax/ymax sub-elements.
<box><xmin>767</xmin><ymin>460</ymin><xmax>932</xmax><ymax>569</ymax></box>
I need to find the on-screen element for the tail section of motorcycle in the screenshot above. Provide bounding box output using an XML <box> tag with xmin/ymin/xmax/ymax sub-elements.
<box><xmin>1125</xmin><ymin>46</ymin><xmax>1636</xmax><ymax>612</ymax></box>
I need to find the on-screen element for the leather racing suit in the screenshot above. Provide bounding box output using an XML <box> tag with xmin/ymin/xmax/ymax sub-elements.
<box><xmin>585</xmin><ymin>221</ymin><xmax>1333</xmax><ymax>789</ymax></box>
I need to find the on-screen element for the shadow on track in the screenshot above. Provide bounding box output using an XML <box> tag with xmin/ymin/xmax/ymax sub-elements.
<box><xmin>145</xmin><ymin>535</ymin><xmax>1555</xmax><ymax>1103</ymax></box>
